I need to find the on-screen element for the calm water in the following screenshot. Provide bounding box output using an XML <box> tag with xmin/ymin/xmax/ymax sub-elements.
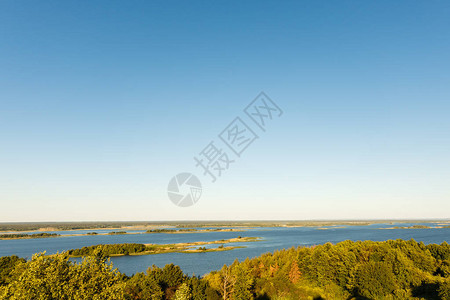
<box><xmin>1</xmin><ymin>223</ymin><xmax>448</xmax><ymax>276</ymax></box>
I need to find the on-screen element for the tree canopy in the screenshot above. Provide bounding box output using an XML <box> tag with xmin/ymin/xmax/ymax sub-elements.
<box><xmin>0</xmin><ymin>239</ymin><xmax>449</xmax><ymax>299</ymax></box>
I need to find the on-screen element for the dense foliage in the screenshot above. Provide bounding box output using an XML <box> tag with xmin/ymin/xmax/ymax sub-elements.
<box><xmin>0</xmin><ymin>256</ymin><xmax>25</xmax><ymax>286</ymax></box>
<box><xmin>67</xmin><ymin>243</ymin><xmax>148</xmax><ymax>257</ymax></box>
<box><xmin>0</xmin><ymin>253</ymin><xmax>124</xmax><ymax>300</ymax></box>
<box><xmin>0</xmin><ymin>239</ymin><xmax>449</xmax><ymax>299</ymax></box>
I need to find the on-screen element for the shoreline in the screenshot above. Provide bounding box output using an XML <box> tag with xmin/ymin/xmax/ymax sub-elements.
<box><xmin>1</xmin><ymin>220</ymin><xmax>449</xmax><ymax>234</ymax></box>
<box><xmin>0</xmin><ymin>228</ymin><xmax>245</xmax><ymax>240</ymax></box>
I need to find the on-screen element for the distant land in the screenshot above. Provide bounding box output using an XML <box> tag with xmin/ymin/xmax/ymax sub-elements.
<box><xmin>0</xmin><ymin>219</ymin><xmax>449</xmax><ymax>233</ymax></box>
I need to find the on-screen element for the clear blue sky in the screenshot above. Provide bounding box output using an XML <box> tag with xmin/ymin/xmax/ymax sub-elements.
<box><xmin>1</xmin><ymin>1</ymin><xmax>449</xmax><ymax>221</ymax></box>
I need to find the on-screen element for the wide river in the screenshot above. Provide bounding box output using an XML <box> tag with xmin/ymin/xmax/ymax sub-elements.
<box><xmin>0</xmin><ymin>222</ymin><xmax>448</xmax><ymax>276</ymax></box>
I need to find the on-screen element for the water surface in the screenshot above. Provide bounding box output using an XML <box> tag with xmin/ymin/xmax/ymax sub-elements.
<box><xmin>1</xmin><ymin>223</ymin><xmax>448</xmax><ymax>276</ymax></box>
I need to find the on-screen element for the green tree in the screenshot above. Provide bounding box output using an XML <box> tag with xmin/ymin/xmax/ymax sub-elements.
<box><xmin>174</xmin><ymin>283</ymin><xmax>192</xmax><ymax>300</ymax></box>
<box><xmin>160</xmin><ymin>263</ymin><xmax>185</xmax><ymax>288</ymax></box>
<box><xmin>232</xmin><ymin>264</ymin><xmax>253</xmax><ymax>300</ymax></box>
<box><xmin>438</xmin><ymin>279</ymin><xmax>450</xmax><ymax>300</ymax></box>
<box><xmin>124</xmin><ymin>272</ymin><xmax>163</xmax><ymax>300</ymax></box>
<box><xmin>355</xmin><ymin>261</ymin><xmax>397</xmax><ymax>299</ymax></box>
<box><xmin>0</xmin><ymin>252</ymin><xmax>124</xmax><ymax>300</ymax></box>
<box><xmin>0</xmin><ymin>256</ymin><xmax>25</xmax><ymax>286</ymax></box>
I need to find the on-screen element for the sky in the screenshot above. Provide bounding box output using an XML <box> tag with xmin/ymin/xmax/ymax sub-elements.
<box><xmin>0</xmin><ymin>1</ymin><xmax>449</xmax><ymax>222</ymax></box>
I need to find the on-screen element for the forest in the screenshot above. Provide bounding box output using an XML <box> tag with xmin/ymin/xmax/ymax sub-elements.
<box><xmin>67</xmin><ymin>243</ymin><xmax>148</xmax><ymax>257</ymax></box>
<box><xmin>0</xmin><ymin>233</ymin><xmax>59</xmax><ymax>240</ymax></box>
<box><xmin>0</xmin><ymin>239</ymin><xmax>449</xmax><ymax>299</ymax></box>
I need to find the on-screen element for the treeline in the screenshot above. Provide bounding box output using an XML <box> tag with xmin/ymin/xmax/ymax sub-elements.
<box><xmin>392</xmin><ymin>225</ymin><xmax>432</xmax><ymax>229</ymax></box>
<box><xmin>147</xmin><ymin>229</ymin><xmax>181</xmax><ymax>233</ymax></box>
<box><xmin>2</xmin><ymin>221</ymin><xmax>447</xmax><ymax>232</ymax></box>
<box><xmin>146</xmin><ymin>229</ymin><xmax>235</xmax><ymax>233</ymax></box>
<box><xmin>67</xmin><ymin>243</ymin><xmax>148</xmax><ymax>257</ymax></box>
<box><xmin>146</xmin><ymin>229</ymin><xmax>197</xmax><ymax>233</ymax></box>
<box><xmin>0</xmin><ymin>239</ymin><xmax>449</xmax><ymax>299</ymax></box>
<box><xmin>0</xmin><ymin>222</ymin><xmax>150</xmax><ymax>232</ymax></box>
<box><xmin>0</xmin><ymin>233</ymin><xmax>59</xmax><ymax>239</ymax></box>
<box><xmin>173</xmin><ymin>221</ymin><xmax>376</xmax><ymax>228</ymax></box>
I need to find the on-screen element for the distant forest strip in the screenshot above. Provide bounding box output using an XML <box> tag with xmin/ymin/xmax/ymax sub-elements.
<box><xmin>1</xmin><ymin>220</ymin><xmax>449</xmax><ymax>232</ymax></box>
<box><xmin>172</xmin><ymin>220</ymin><xmax>450</xmax><ymax>228</ymax></box>
<box><xmin>0</xmin><ymin>239</ymin><xmax>449</xmax><ymax>299</ymax></box>
<box><xmin>0</xmin><ymin>231</ymin><xmax>132</xmax><ymax>240</ymax></box>
<box><xmin>380</xmin><ymin>225</ymin><xmax>450</xmax><ymax>229</ymax></box>
<box><xmin>0</xmin><ymin>221</ymin><xmax>152</xmax><ymax>232</ymax></box>
<box><xmin>145</xmin><ymin>228</ymin><xmax>241</xmax><ymax>234</ymax></box>
<box><xmin>67</xmin><ymin>236</ymin><xmax>260</xmax><ymax>257</ymax></box>
<box><xmin>0</xmin><ymin>228</ymin><xmax>245</xmax><ymax>240</ymax></box>
<box><xmin>0</xmin><ymin>233</ymin><xmax>59</xmax><ymax>240</ymax></box>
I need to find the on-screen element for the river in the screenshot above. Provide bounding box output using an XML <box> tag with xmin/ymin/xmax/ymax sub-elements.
<box><xmin>0</xmin><ymin>222</ymin><xmax>448</xmax><ymax>276</ymax></box>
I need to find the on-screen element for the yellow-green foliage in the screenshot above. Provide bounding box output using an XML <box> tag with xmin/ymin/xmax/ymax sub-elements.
<box><xmin>0</xmin><ymin>256</ymin><xmax>25</xmax><ymax>286</ymax></box>
<box><xmin>0</xmin><ymin>253</ymin><xmax>124</xmax><ymax>300</ymax></box>
<box><xmin>204</xmin><ymin>239</ymin><xmax>449</xmax><ymax>299</ymax></box>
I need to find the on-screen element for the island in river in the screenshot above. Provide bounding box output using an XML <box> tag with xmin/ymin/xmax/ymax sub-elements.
<box><xmin>66</xmin><ymin>236</ymin><xmax>261</xmax><ymax>257</ymax></box>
